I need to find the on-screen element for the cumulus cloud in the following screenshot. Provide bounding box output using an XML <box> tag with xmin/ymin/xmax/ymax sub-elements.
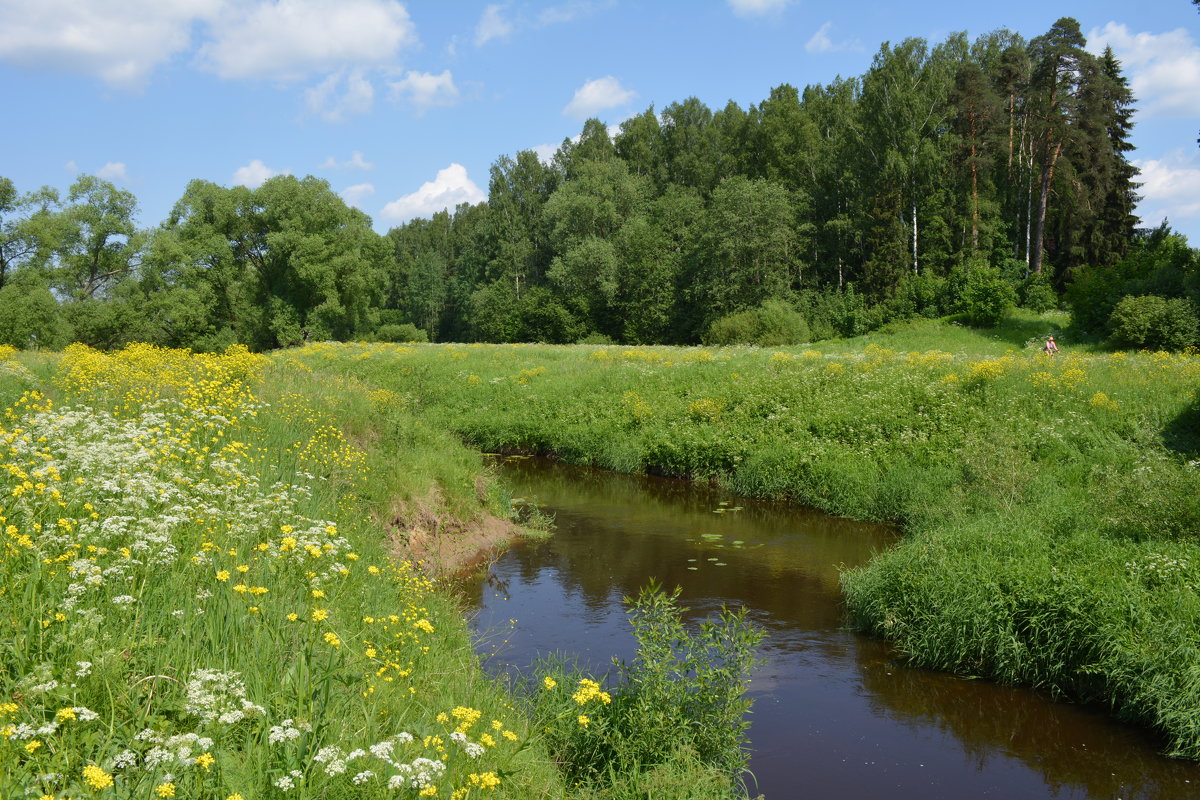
<box><xmin>1087</xmin><ymin>23</ymin><xmax>1200</xmax><ymax>118</ymax></box>
<box><xmin>1133</xmin><ymin>151</ymin><xmax>1200</xmax><ymax>230</ymax></box>
<box><xmin>380</xmin><ymin>163</ymin><xmax>485</xmax><ymax>223</ymax></box>
<box><xmin>0</xmin><ymin>0</ymin><xmax>221</xmax><ymax>88</ymax></box>
<box><xmin>563</xmin><ymin>76</ymin><xmax>635</xmax><ymax>119</ymax></box>
<box><xmin>340</xmin><ymin>182</ymin><xmax>376</xmax><ymax>209</ymax></box>
<box><xmin>64</xmin><ymin>160</ymin><xmax>79</xmax><ymax>174</ymax></box>
<box><xmin>198</xmin><ymin>0</ymin><xmax>417</xmax><ymax>81</ymax></box>
<box><xmin>321</xmin><ymin>151</ymin><xmax>374</xmax><ymax>170</ymax></box>
<box><xmin>306</xmin><ymin>68</ymin><xmax>375</xmax><ymax>121</ymax></box>
<box><xmin>389</xmin><ymin>70</ymin><xmax>460</xmax><ymax>113</ymax></box>
<box><xmin>805</xmin><ymin>21</ymin><xmax>860</xmax><ymax>54</ymax></box>
<box><xmin>232</xmin><ymin>159</ymin><xmax>287</xmax><ymax>188</ymax></box>
<box><xmin>530</xmin><ymin>143</ymin><xmax>559</xmax><ymax>164</ymax></box>
<box><xmin>727</xmin><ymin>0</ymin><xmax>791</xmax><ymax>18</ymax></box>
<box><xmin>95</xmin><ymin>162</ymin><xmax>129</xmax><ymax>183</ymax></box>
<box><xmin>474</xmin><ymin>5</ymin><xmax>513</xmax><ymax>46</ymax></box>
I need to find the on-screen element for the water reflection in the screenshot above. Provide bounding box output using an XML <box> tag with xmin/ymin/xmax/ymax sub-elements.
<box><xmin>461</xmin><ymin>458</ymin><xmax>1200</xmax><ymax>800</ymax></box>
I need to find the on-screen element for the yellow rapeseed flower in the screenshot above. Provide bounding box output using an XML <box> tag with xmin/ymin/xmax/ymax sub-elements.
<box><xmin>83</xmin><ymin>764</ymin><xmax>114</xmax><ymax>790</ymax></box>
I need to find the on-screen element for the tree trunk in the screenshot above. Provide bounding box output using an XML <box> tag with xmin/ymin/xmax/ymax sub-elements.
<box><xmin>1030</xmin><ymin>138</ymin><xmax>1063</xmax><ymax>275</ymax></box>
<box><xmin>969</xmin><ymin>115</ymin><xmax>980</xmax><ymax>252</ymax></box>
<box><xmin>911</xmin><ymin>199</ymin><xmax>918</xmax><ymax>274</ymax></box>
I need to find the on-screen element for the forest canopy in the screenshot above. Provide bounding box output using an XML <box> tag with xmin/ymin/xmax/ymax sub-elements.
<box><xmin>3</xmin><ymin>18</ymin><xmax>1197</xmax><ymax>352</ymax></box>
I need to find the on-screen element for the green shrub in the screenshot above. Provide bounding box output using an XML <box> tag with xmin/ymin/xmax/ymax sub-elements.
<box><xmin>1108</xmin><ymin>295</ymin><xmax>1199</xmax><ymax>351</ymax></box>
<box><xmin>529</xmin><ymin>584</ymin><xmax>763</xmax><ymax>794</ymax></box>
<box><xmin>957</xmin><ymin>266</ymin><xmax>1017</xmax><ymax>327</ymax></box>
<box><xmin>703</xmin><ymin>300</ymin><xmax>809</xmax><ymax>346</ymax></box>
<box><xmin>577</xmin><ymin>332</ymin><xmax>615</xmax><ymax>345</ymax></box>
<box><xmin>375</xmin><ymin>322</ymin><xmax>429</xmax><ymax>343</ymax></box>
<box><xmin>0</xmin><ymin>278</ymin><xmax>65</xmax><ymax>349</ymax></box>
<box><xmin>1020</xmin><ymin>273</ymin><xmax>1059</xmax><ymax>313</ymax></box>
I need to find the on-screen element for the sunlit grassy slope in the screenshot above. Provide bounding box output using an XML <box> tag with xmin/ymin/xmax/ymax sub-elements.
<box><xmin>0</xmin><ymin>343</ymin><xmax>566</xmax><ymax>800</ymax></box>
<box><xmin>286</xmin><ymin>311</ymin><xmax>1200</xmax><ymax>758</ymax></box>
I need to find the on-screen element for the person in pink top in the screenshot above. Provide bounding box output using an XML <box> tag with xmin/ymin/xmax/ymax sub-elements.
<box><xmin>1043</xmin><ymin>335</ymin><xmax>1059</xmax><ymax>356</ymax></box>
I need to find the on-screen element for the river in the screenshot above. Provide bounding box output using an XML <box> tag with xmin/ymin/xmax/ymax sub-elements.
<box><xmin>460</xmin><ymin>457</ymin><xmax>1199</xmax><ymax>799</ymax></box>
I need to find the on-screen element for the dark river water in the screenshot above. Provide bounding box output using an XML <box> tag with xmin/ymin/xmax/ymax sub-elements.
<box><xmin>460</xmin><ymin>457</ymin><xmax>1200</xmax><ymax>799</ymax></box>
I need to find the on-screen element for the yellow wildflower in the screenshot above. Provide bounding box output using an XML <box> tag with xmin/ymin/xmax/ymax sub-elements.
<box><xmin>156</xmin><ymin>782</ymin><xmax>176</xmax><ymax>797</ymax></box>
<box><xmin>83</xmin><ymin>764</ymin><xmax>114</xmax><ymax>790</ymax></box>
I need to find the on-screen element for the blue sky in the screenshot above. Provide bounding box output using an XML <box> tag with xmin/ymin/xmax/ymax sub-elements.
<box><xmin>2</xmin><ymin>0</ymin><xmax>1198</xmax><ymax>243</ymax></box>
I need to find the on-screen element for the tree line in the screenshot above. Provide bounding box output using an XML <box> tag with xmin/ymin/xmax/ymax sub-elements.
<box><xmin>3</xmin><ymin>17</ymin><xmax>1197</xmax><ymax>351</ymax></box>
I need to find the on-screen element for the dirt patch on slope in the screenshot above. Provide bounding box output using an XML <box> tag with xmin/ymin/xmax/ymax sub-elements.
<box><xmin>379</xmin><ymin>492</ymin><xmax>524</xmax><ymax>578</ymax></box>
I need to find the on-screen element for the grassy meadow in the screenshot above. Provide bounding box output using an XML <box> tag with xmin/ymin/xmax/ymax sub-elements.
<box><xmin>3</xmin><ymin>309</ymin><xmax>1199</xmax><ymax>799</ymax></box>
<box><xmin>281</xmin><ymin>311</ymin><xmax>1200</xmax><ymax>759</ymax></box>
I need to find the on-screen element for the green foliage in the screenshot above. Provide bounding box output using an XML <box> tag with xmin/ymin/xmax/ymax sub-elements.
<box><xmin>1108</xmin><ymin>295</ymin><xmax>1199</xmax><ymax>351</ymax></box>
<box><xmin>0</xmin><ymin>276</ymin><xmax>64</xmax><ymax>349</ymax></box>
<box><xmin>1019</xmin><ymin>272</ymin><xmax>1059</xmax><ymax>312</ymax></box>
<box><xmin>703</xmin><ymin>300</ymin><xmax>810</xmax><ymax>346</ymax></box>
<box><xmin>291</xmin><ymin>320</ymin><xmax>1200</xmax><ymax>758</ymax></box>
<box><xmin>957</xmin><ymin>265</ymin><xmax>1017</xmax><ymax>326</ymax></box>
<box><xmin>375</xmin><ymin>323</ymin><xmax>429</xmax><ymax>343</ymax></box>
<box><xmin>528</xmin><ymin>583</ymin><xmax>763</xmax><ymax>795</ymax></box>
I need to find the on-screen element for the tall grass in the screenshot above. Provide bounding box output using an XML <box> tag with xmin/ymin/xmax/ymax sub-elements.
<box><xmin>284</xmin><ymin>317</ymin><xmax>1200</xmax><ymax>758</ymax></box>
<box><xmin>0</xmin><ymin>343</ymin><xmax>565</xmax><ymax>799</ymax></box>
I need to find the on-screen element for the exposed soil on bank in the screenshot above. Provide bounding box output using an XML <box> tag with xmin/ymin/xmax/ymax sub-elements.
<box><xmin>380</xmin><ymin>493</ymin><xmax>525</xmax><ymax>577</ymax></box>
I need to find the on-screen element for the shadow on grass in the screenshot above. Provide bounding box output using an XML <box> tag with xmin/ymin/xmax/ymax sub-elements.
<box><xmin>1162</xmin><ymin>397</ymin><xmax>1200</xmax><ymax>460</ymax></box>
<box><xmin>983</xmin><ymin>313</ymin><xmax>1067</xmax><ymax>350</ymax></box>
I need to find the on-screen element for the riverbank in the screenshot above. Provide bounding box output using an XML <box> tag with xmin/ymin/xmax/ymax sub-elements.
<box><xmin>0</xmin><ymin>344</ymin><xmax>564</xmax><ymax>799</ymax></box>
<box><xmin>286</xmin><ymin>315</ymin><xmax>1200</xmax><ymax>759</ymax></box>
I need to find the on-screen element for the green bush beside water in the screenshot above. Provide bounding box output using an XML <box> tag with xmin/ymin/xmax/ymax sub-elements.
<box><xmin>287</xmin><ymin>313</ymin><xmax>1200</xmax><ymax>759</ymax></box>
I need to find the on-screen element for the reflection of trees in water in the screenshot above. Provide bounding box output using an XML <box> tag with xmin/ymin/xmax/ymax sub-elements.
<box><xmin>499</xmin><ymin>457</ymin><xmax>893</xmax><ymax>620</ymax></box>
<box><xmin>486</xmin><ymin>457</ymin><xmax>1200</xmax><ymax>799</ymax></box>
<box><xmin>856</xmin><ymin>646</ymin><xmax>1200</xmax><ymax>800</ymax></box>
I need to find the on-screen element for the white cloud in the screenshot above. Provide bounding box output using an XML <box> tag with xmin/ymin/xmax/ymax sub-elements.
<box><xmin>321</xmin><ymin>150</ymin><xmax>374</xmax><ymax>170</ymax></box>
<box><xmin>805</xmin><ymin>21</ymin><xmax>859</xmax><ymax>54</ymax></box>
<box><xmin>563</xmin><ymin>76</ymin><xmax>635</xmax><ymax>119</ymax></box>
<box><xmin>530</xmin><ymin>143</ymin><xmax>559</xmax><ymax>164</ymax></box>
<box><xmin>380</xmin><ymin>163</ymin><xmax>485</xmax><ymax>223</ymax></box>
<box><xmin>389</xmin><ymin>70</ymin><xmax>460</xmax><ymax>113</ymax></box>
<box><xmin>340</xmin><ymin>182</ymin><xmax>375</xmax><ymax>209</ymax></box>
<box><xmin>232</xmin><ymin>159</ymin><xmax>287</xmax><ymax>188</ymax></box>
<box><xmin>95</xmin><ymin>162</ymin><xmax>129</xmax><ymax>183</ymax></box>
<box><xmin>1133</xmin><ymin>151</ymin><xmax>1200</xmax><ymax>229</ymax></box>
<box><xmin>474</xmin><ymin>4</ymin><xmax>513</xmax><ymax>46</ymax></box>
<box><xmin>1087</xmin><ymin>23</ymin><xmax>1200</xmax><ymax>119</ymax></box>
<box><xmin>198</xmin><ymin>0</ymin><xmax>417</xmax><ymax>82</ymax></box>
<box><xmin>64</xmin><ymin>160</ymin><xmax>78</xmax><ymax>174</ymax></box>
<box><xmin>306</xmin><ymin>68</ymin><xmax>375</xmax><ymax>121</ymax></box>
<box><xmin>537</xmin><ymin>1</ymin><xmax>614</xmax><ymax>26</ymax></box>
<box><xmin>0</xmin><ymin>0</ymin><xmax>221</xmax><ymax>88</ymax></box>
<box><xmin>727</xmin><ymin>0</ymin><xmax>791</xmax><ymax>18</ymax></box>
